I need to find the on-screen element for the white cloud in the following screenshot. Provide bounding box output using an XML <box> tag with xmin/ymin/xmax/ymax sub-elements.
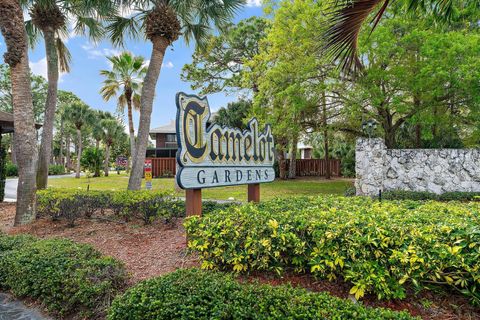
<box><xmin>163</xmin><ymin>61</ymin><xmax>174</xmax><ymax>68</ymax></box>
<box><xmin>82</xmin><ymin>43</ymin><xmax>121</xmax><ymax>60</ymax></box>
<box><xmin>142</xmin><ymin>60</ymin><xmax>174</xmax><ymax>69</ymax></box>
<box><xmin>246</xmin><ymin>0</ymin><xmax>262</xmax><ymax>7</ymax></box>
<box><xmin>29</xmin><ymin>57</ymin><xmax>67</xmax><ymax>82</ymax></box>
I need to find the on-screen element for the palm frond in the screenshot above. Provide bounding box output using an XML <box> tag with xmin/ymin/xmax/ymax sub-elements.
<box><xmin>25</xmin><ymin>20</ymin><xmax>41</xmax><ymax>48</ymax></box>
<box><xmin>74</xmin><ymin>16</ymin><xmax>105</xmax><ymax>43</ymax></box>
<box><xmin>55</xmin><ymin>37</ymin><xmax>72</xmax><ymax>73</ymax></box>
<box><xmin>106</xmin><ymin>15</ymin><xmax>142</xmax><ymax>47</ymax></box>
<box><xmin>324</xmin><ymin>0</ymin><xmax>389</xmax><ymax>71</ymax></box>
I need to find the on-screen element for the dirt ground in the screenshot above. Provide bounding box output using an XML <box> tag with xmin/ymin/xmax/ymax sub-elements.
<box><xmin>1</xmin><ymin>203</ymin><xmax>479</xmax><ymax>320</ymax></box>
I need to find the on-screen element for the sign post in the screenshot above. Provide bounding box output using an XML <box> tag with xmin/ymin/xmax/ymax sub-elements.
<box><xmin>144</xmin><ymin>159</ymin><xmax>152</xmax><ymax>190</ymax></box>
<box><xmin>175</xmin><ymin>92</ymin><xmax>275</xmax><ymax>215</ymax></box>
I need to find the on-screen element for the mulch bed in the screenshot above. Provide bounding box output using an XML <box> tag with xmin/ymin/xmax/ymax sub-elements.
<box><xmin>1</xmin><ymin>203</ymin><xmax>479</xmax><ymax>320</ymax></box>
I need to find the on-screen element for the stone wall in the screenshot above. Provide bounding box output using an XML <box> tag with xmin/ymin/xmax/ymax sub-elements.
<box><xmin>355</xmin><ymin>138</ymin><xmax>480</xmax><ymax>196</ymax></box>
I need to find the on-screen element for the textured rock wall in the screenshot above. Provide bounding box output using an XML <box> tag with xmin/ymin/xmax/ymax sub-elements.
<box><xmin>355</xmin><ymin>138</ymin><xmax>480</xmax><ymax>196</ymax></box>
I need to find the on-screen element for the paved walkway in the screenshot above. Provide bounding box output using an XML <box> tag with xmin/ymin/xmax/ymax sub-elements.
<box><xmin>5</xmin><ymin>174</ymin><xmax>76</xmax><ymax>202</ymax></box>
<box><xmin>0</xmin><ymin>293</ymin><xmax>49</xmax><ymax>320</ymax></box>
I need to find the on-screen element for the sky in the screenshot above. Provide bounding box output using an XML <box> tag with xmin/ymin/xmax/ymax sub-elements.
<box><xmin>0</xmin><ymin>0</ymin><xmax>264</xmax><ymax>131</ymax></box>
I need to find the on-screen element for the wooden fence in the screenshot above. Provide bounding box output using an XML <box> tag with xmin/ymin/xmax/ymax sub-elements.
<box><xmin>146</xmin><ymin>158</ymin><xmax>176</xmax><ymax>177</ymax></box>
<box><xmin>146</xmin><ymin>157</ymin><xmax>339</xmax><ymax>178</ymax></box>
<box><xmin>281</xmin><ymin>159</ymin><xmax>341</xmax><ymax>177</ymax></box>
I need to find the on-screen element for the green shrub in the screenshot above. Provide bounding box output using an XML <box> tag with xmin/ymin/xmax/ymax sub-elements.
<box><xmin>343</xmin><ymin>186</ymin><xmax>356</xmax><ymax>197</ymax></box>
<box><xmin>37</xmin><ymin>189</ymin><xmax>186</xmax><ymax>225</ymax></box>
<box><xmin>5</xmin><ymin>162</ymin><xmax>17</xmax><ymax>177</ymax></box>
<box><xmin>382</xmin><ymin>190</ymin><xmax>480</xmax><ymax>201</ymax></box>
<box><xmin>185</xmin><ymin>196</ymin><xmax>480</xmax><ymax>303</ymax></box>
<box><xmin>0</xmin><ymin>234</ymin><xmax>127</xmax><ymax>318</ymax></box>
<box><xmin>381</xmin><ymin>190</ymin><xmax>439</xmax><ymax>200</ymax></box>
<box><xmin>439</xmin><ymin>191</ymin><xmax>480</xmax><ymax>201</ymax></box>
<box><xmin>48</xmin><ymin>164</ymin><xmax>65</xmax><ymax>175</ymax></box>
<box><xmin>108</xmin><ymin>268</ymin><xmax>416</xmax><ymax>320</ymax></box>
<box><xmin>37</xmin><ymin>188</ymin><xmax>235</xmax><ymax>225</ymax></box>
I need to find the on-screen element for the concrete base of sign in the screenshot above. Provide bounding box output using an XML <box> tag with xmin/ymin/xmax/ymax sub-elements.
<box><xmin>186</xmin><ymin>189</ymin><xmax>202</xmax><ymax>216</ymax></box>
<box><xmin>248</xmin><ymin>183</ymin><xmax>260</xmax><ymax>203</ymax></box>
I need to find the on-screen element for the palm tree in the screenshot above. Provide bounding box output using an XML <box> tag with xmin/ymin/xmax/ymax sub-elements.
<box><xmin>64</xmin><ymin>102</ymin><xmax>94</xmax><ymax>178</ymax></box>
<box><xmin>323</xmin><ymin>0</ymin><xmax>463</xmax><ymax>70</ymax></box>
<box><xmin>23</xmin><ymin>0</ymin><xmax>115</xmax><ymax>190</ymax></box>
<box><xmin>92</xmin><ymin>111</ymin><xmax>115</xmax><ymax>150</ymax></box>
<box><xmin>0</xmin><ymin>0</ymin><xmax>39</xmax><ymax>225</ymax></box>
<box><xmin>101</xmin><ymin>119</ymin><xmax>124</xmax><ymax>177</ymax></box>
<box><xmin>107</xmin><ymin>0</ymin><xmax>245</xmax><ymax>190</ymax></box>
<box><xmin>100</xmin><ymin>52</ymin><xmax>146</xmax><ymax>161</ymax></box>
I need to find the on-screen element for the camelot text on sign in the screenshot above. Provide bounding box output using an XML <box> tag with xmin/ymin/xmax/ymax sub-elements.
<box><xmin>175</xmin><ymin>92</ymin><xmax>275</xmax><ymax>189</ymax></box>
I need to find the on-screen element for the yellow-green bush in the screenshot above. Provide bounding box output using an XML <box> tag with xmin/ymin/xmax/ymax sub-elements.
<box><xmin>185</xmin><ymin>196</ymin><xmax>480</xmax><ymax>303</ymax></box>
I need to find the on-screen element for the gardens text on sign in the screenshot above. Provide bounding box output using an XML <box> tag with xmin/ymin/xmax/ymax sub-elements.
<box><xmin>175</xmin><ymin>92</ymin><xmax>275</xmax><ymax>189</ymax></box>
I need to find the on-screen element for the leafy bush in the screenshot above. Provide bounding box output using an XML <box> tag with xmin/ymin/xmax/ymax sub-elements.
<box><xmin>37</xmin><ymin>189</ymin><xmax>183</xmax><ymax>225</ymax></box>
<box><xmin>0</xmin><ymin>234</ymin><xmax>127</xmax><ymax>318</ymax></box>
<box><xmin>48</xmin><ymin>164</ymin><xmax>65</xmax><ymax>175</ymax></box>
<box><xmin>81</xmin><ymin>147</ymin><xmax>103</xmax><ymax>177</ymax></box>
<box><xmin>5</xmin><ymin>161</ymin><xmax>17</xmax><ymax>177</ymax></box>
<box><xmin>185</xmin><ymin>196</ymin><xmax>480</xmax><ymax>303</ymax></box>
<box><xmin>382</xmin><ymin>190</ymin><xmax>480</xmax><ymax>201</ymax></box>
<box><xmin>343</xmin><ymin>186</ymin><xmax>356</xmax><ymax>197</ymax></box>
<box><xmin>108</xmin><ymin>268</ymin><xmax>415</xmax><ymax>320</ymax></box>
<box><xmin>37</xmin><ymin>188</ymin><xmax>236</xmax><ymax>225</ymax></box>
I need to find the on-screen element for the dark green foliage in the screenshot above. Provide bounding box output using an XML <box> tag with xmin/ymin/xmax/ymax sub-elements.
<box><xmin>0</xmin><ymin>234</ymin><xmax>127</xmax><ymax>318</ymax></box>
<box><xmin>5</xmin><ymin>161</ymin><xmax>17</xmax><ymax>177</ymax></box>
<box><xmin>213</xmin><ymin>100</ymin><xmax>252</xmax><ymax>129</ymax></box>
<box><xmin>381</xmin><ymin>190</ymin><xmax>439</xmax><ymax>201</ymax></box>
<box><xmin>108</xmin><ymin>268</ymin><xmax>416</xmax><ymax>320</ymax></box>
<box><xmin>81</xmin><ymin>147</ymin><xmax>103</xmax><ymax>177</ymax></box>
<box><xmin>382</xmin><ymin>190</ymin><xmax>480</xmax><ymax>201</ymax></box>
<box><xmin>343</xmin><ymin>186</ymin><xmax>356</xmax><ymax>197</ymax></box>
<box><xmin>186</xmin><ymin>196</ymin><xmax>480</xmax><ymax>303</ymax></box>
<box><xmin>47</xmin><ymin>164</ymin><xmax>65</xmax><ymax>175</ymax></box>
<box><xmin>37</xmin><ymin>189</ymin><xmax>236</xmax><ymax>226</ymax></box>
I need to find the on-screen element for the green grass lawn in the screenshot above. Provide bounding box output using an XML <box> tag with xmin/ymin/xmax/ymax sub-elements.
<box><xmin>48</xmin><ymin>173</ymin><xmax>353</xmax><ymax>201</ymax></box>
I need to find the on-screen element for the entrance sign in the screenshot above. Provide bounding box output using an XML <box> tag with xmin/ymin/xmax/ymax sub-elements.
<box><xmin>144</xmin><ymin>159</ymin><xmax>152</xmax><ymax>190</ymax></box>
<box><xmin>175</xmin><ymin>92</ymin><xmax>275</xmax><ymax>190</ymax></box>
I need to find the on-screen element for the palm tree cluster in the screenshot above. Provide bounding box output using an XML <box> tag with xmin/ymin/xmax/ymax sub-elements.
<box><xmin>59</xmin><ymin>98</ymin><xmax>127</xmax><ymax>179</ymax></box>
<box><xmin>0</xmin><ymin>0</ymin><xmax>245</xmax><ymax>224</ymax></box>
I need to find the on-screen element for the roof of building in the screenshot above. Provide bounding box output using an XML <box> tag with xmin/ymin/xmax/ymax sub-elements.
<box><xmin>150</xmin><ymin>112</ymin><xmax>220</xmax><ymax>135</ymax></box>
<box><xmin>150</xmin><ymin>120</ymin><xmax>176</xmax><ymax>134</ymax></box>
<box><xmin>0</xmin><ymin>110</ymin><xmax>42</xmax><ymax>134</ymax></box>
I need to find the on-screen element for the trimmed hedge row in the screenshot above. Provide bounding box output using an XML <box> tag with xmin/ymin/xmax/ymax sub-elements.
<box><xmin>382</xmin><ymin>190</ymin><xmax>480</xmax><ymax>201</ymax></box>
<box><xmin>37</xmin><ymin>189</ymin><xmax>233</xmax><ymax>226</ymax></box>
<box><xmin>185</xmin><ymin>196</ymin><xmax>480</xmax><ymax>303</ymax></box>
<box><xmin>107</xmin><ymin>268</ymin><xmax>416</xmax><ymax>320</ymax></box>
<box><xmin>0</xmin><ymin>234</ymin><xmax>127</xmax><ymax>318</ymax></box>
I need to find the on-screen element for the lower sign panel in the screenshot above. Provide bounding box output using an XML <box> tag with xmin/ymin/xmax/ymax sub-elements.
<box><xmin>177</xmin><ymin>167</ymin><xmax>275</xmax><ymax>189</ymax></box>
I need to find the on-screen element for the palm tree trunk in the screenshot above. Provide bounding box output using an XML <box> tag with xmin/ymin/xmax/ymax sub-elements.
<box><xmin>65</xmin><ymin>134</ymin><xmax>71</xmax><ymax>170</ymax></box>
<box><xmin>125</xmin><ymin>90</ymin><xmax>136</xmax><ymax>160</ymax></box>
<box><xmin>75</xmin><ymin>128</ymin><xmax>82</xmax><ymax>178</ymax></box>
<box><xmin>104</xmin><ymin>144</ymin><xmax>110</xmax><ymax>177</ymax></box>
<box><xmin>59</xmin><ymin>118</ymin><xmax>64</xmax><ymax>166</ymax></box>
<box><xmin>36</xmin><ymin>29</ymin><xmax>59</xmax><ymax>189</ymax></box>
<box><xmin>0</xmin><ymin>0</ymin><xmax>38</xmax><ymax>225</ymax></box>
<box><xmin>128</xmin><ymin>37</ymin><xmax>169</xmax><ymax>190</ymax></box>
